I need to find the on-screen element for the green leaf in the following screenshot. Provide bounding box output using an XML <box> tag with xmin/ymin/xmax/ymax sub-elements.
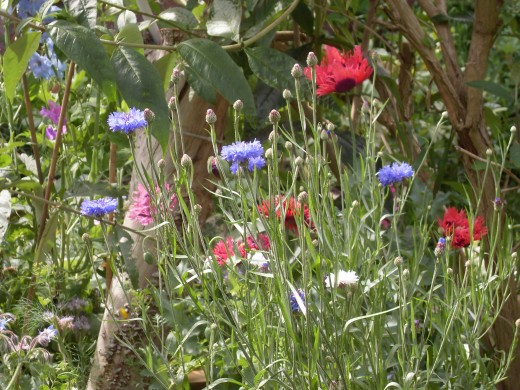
<box><xmin>246</xmin><ymin>46</ymin><xmax>296</xmax><ymax>93</ymax></box>
<box><xmin>64</xmin><ymin>0</ymin><xmax>97</xmax><ymax>28</ymax></box>
<box><xmin>465</xmin><ymin>80</ymin><xmax>514</xmax><ymax>103</ymax></box>
<box><xmin>48</xmin><ymin>20</ymin><xmax>115</xmax><ymax>93</ymax></box>
<box><xmin>110</xmin><ymin>46</ymin><xmax>170</xmax><ymax>151</ymax></box>
<box><xmin>178</xmin><ymin>38</ymin><xmax>255</xmax><ymax>117</ymax></box>
<box><xmin>206</xmin><ymin>0</ymin><xmax>241</xmax><ymax>41</ymax></box>
<box><xmin>116</xmin><ymin>23</ymin><xmax>144</xmax><ymax>55</ymax></box>
<box><xmin>158</xmin><ymin>7</ymin><xmax>198</xmax><ymax>30</ymax></box>
<box><xmin>3</xmin><ymin>31</ymin><xmax>41</xmax><ymax>103</ymax></box>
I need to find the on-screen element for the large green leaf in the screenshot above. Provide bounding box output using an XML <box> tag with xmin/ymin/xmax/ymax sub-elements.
<box><xmin>48</xmin><ymin>20</ymin><xmax>115</xmax><ymax>91</ymax></box>
<box><xmin>158</xmin><ymin>7</ymin><xmax>198</xmax><ymax>30</ymax></box>
<box><xmin>177</xmin><ymin>38</ymin><xmax>255</xmax><ymax>117</ymax></box>
<box><xmin>245</xmin><ymin>46</ymin><xmax>296</xmax><ymax>94</ymax></box>
<box><xmin>206</xmin><ymin>0</ymin><xmax>241</xmax><ymax>41</ymax></box>
<box><xmin>116</xmin><ymin>23</ymin><xmax>144</xmax><ymax>55</ymax></box>
<box><xmin>64</xmin><ymin>0</ymin><xmax>97</xmax><ymax>28</ymax></box>
<box><xmin>3</xmin><ymin>31</ymin><xmax>41</xmax><ymax>103</ymax></box>
<box><xmin>466</xmin><ymin>80</ymin><xmax>514</xmax><ymax>104</ymax></box>
<box><xmin>110</xmin><ymin>46</ymin><xmax>170</xmax><ymax>151</ymax></box>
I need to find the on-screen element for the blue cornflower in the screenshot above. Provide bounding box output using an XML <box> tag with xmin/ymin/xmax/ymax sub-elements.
<box><xmin>80</xmin><ymin>197</ymin><xmax>118</xmax><ymax>217</ymax></box>
<box><xmin>434</xmin><ymin>237</ymin><xmax>446</xmax><ymax>258</ymax></box>
<box><xmin>288</xmin><ymin>288</ymin><xmax>305</xmax><ymax>313</ymax></box>
<box><xmin>108</xmin><ymin>108</ymin><xmax>148</xmax><ymax>134</ymax></box>
<box><xmin>377</xmin><ymin>162</ymin><xmax>414</xmax><ymax>186</ymax></box>
<box><xmin>221</xmin><ymin>139</ymin><xmax>265</xmax><ymax>174</ymax></box>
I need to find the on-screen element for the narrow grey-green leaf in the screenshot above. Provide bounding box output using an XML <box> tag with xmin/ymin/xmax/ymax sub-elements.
<box><xmin>48</xmin><ymin>20</ymin><xmax>115</xmax><ymax>89</ymax></box>
<box><xmin>245</xmin><ymin>46</ymin><xmax>296</xmax><ymax>94</ymax></box>
<box><xmin>64</xmin><ymin>0</ymin><xmax>97</xmax><ymax>28</ymax></box>
<box><xmin>177</xmin><ymin>38</ymin><xmax>255</xmax><ymax>117</ymax></box>
<box><xmin>158</xmin><ymin>7</ymin><xmax>198</xmax><ymax>30</ymax></box>
<box><xmin>3</xmin><ymin>31</ymin><xmax>41</xmax><ymax>103</ymax></box>
<box><xmin>206</xmin><ymin>0</ymin><xmax>241</xmax><ymax>41</ymax></box>
<box><xmin>110</xmin><ymin>46</ymin><xmax>170</xmax><ymax>151</ymax></box>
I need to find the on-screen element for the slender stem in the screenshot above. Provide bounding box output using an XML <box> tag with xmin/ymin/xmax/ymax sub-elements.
<box><xmin>5</xmin><ymin>362</ymin><xmax>23</xmax><ymax>390</ymax></box>
<box><xmin>36</xmin><ymin>62</ymin><xmax>75</xmax><ymax>245</ymax></box>
<box><xmin>106</xmin><ymin>142</ymin><xmax>117</xmax><ymax>296</ymax></box>
<box><xmin>22</xmin><ymin>75</ymin><xmax>44</xmax><ymax>184</ymax></box>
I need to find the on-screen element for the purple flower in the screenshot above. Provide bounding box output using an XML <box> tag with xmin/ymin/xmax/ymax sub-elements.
<box><xmin>28</xmin><ymin>38</ymin><xmax>66</xmax><ymax>80</ymax></box>
<box><xmin>221</xmin><ymin>139</ymin><xmax>265</xmax><ymax>174</ymax></box>
<box><xmin>80</xmin><ymin>197</ymin><xmax>118</xmax><ymax>217</ymax></box>
<box><xmin>288</xmin><ymin>288</ymin><xmax>305</xmax><ymax>313</ymax></box>
<box><xmin>107</xmin><ymin>108</ymin><xmax>147</xmax><ymax>134</ymax></box>
<box><xmin>36</xmin><ymin>325</ymin><xmax>57</xmax><ymax>347</ymax></box>
<box><xmin>377</xmin><ymin>162</ymin><xmax>414</xmax><ymax>186</ymax></box>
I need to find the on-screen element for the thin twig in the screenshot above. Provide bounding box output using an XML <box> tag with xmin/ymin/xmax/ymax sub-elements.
<box><xmin>454</xmin><ymin>145</ymin><xmax>520</xmax><ymax>186</ymax></box>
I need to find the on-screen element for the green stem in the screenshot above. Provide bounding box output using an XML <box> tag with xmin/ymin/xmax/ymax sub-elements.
<box><xmin>5</xmin><ymin>362</ymin><xmax>23</xmax><ymax>390</ymax></box>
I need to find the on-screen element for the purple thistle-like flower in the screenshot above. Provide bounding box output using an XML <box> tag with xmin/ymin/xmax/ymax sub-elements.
<box><xmin>107</xmin><ymin>108</ymin><xmax>147</xmax><ymax>134</ymax></box>
<box><xmin>37</xmin><ymin>325</ymin><xmax>57</xmax><ymax>347</ymax></box>
<box><xmin>377</xmin><ymin>162</ymin><xmax>414</xmax><ymax>186</ymax></box>
<box><xmin>221</xmin><ymin>139</ymin><xmax>265</xmax><ymax>174</ymax></box>
<box><xmin>288</xmin><ymin>288</ymin><xmax>305</xmax><ymax>313</ymax></box>
<box><xmin>80</xmin><ymin>197</ymin><xmax>118</xmax><ymax>217</ymax></box>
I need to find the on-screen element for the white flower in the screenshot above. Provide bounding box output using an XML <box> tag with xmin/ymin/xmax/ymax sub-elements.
<box><xmin>325</xmin><ymin>270</ymin><xmax>358</xmax><ymax>289</ymax></box>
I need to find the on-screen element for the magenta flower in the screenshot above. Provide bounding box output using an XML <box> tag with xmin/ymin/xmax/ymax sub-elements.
<box><xmin>128</xmin><ymin>183</ymin><xmax>178</xmax><ymax>226</ymax></box>
<box><xmin>41</xmin><ymin>100</ymin><xmax>67</xmax><ymax>140</ymax></box>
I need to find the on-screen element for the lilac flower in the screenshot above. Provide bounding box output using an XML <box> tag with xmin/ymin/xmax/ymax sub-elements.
<box><xmin>377</xmin><ymin>162</ymin><xmax>414</xmax><ymax>186</ymax></box>
<box><xmin>107</xmin><ymin>108</ymin><xmax>147</xmax><ymax>134</ymax></box>
<box><xmin>72</xmin><ymin>316</ymin><xmax>90</xmax><ymax>331</ymax></box>
<box><xmin>36</xmin><ymin>325</ymin><xmax>57</xmax><ymax>347</ymax></box>
<box><xmin>57</xmin><ymin>316</ymin><xmax>74</xmax><ymax>330</ymax></box>
<box><xmin>221</xmin><ymin>139</ymin><xmax>265</xmax><ymax>174</ymax></box>
<box><xmin>288</xmin><ymin>288</ymin><xmax>305</xmax><ymax>313</ymax></box>
<box><xmin>80</xmin><ymin>197</ymin><xmax>118</xmax><ymax>217</ymax></box>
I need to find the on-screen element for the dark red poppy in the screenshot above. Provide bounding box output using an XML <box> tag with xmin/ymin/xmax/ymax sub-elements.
<box><xmin>304</xmin><ymin>45</ymin><xmax>373</xmax><ymax>96</ymax></box>
<box><xmin>438</xmin><ymin>207</ymin><xmax>487</xmax><ymax>248</ymax></box>
<box><xmin>258</xmin><ymin>196</ymin><xmax>312</xmax><ymax>233</ymax></box>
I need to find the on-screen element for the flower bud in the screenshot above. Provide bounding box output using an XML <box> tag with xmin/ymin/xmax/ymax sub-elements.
<box><xmin>233</xmin><ymin>100</ymin><xmax>243</xmax><ymax>112</ymax></box>
<box><xmin>268</xmin><ymin>130</ymin><xmax>276</xmax><ymax>143</ymax></box>
<box><xmin>320</xmin><ymin>129</ymin><xmax>329</xmax><ymax>140</ymax></box>
<box><xmin>394</xmin><ymin>256</ymin><xmax>403</xmax><ymax>267</ymax></box>
<box><xmin>402</xmin><ymin>269</ymin><xmax>410</xmax><ymax>279</ymax></box>
<box><xmin>170</xmin><ymin>67</ymin><xmax>181</xmax><ymax>84</ymax></box>
<box><xmin>351</xmin><ymin>200</ymin><xmax>359</xmax><ymax>208</ymax></box>
<box><xmin>291</xmin><ymin>64</ymin><xmax>303</xmax><ymax>78</ymax></box>
<box><xmin>181</xmin><ymin>154</ymin><xmax>192</xmax><ymax>168</ymax></box>
<box><xmin>285</xmin><ymin>141</ymin><xmax>293</xmax><ymax>151</ymax></box>
<box><xmin>168</xmin><ymin>96</ymin><xmax>177</xmax><ymax>111</ymax></box>
<box><xmin>143</xmin><ymin>108</ymin><xmax>155</xmax><ymax>123</ymax></box>
<box><xmin>269</xmin><ymin>109</ymin><xmax>281</xmax><ymax>124</ymax></box>
<box><xmin>511</xmin><ymin>126</ymin><xmax>517</xmax><ymax>134</ymax></box>
<box><xmin>81</xmin><ymin>233</ymin><xmax>91</xmax><ymax>243</ymax></box>
<box><xmin>306</xmin><ymin>52</ymin><xmax>318</xmax><ymax>67</ymax></box>
<box><xmin>516</xmin><ymin>318</ymin><xmax>520</xmax><ymax>329</ymax></box>
<box><xmin>193</xmin><ymin>204</ymin><xmax>202</xmax><ymax>215</ymax></box>
<box><xmin>486</xmin><ymin>148</ymin><xmax>493</xmax><ymax>157</ymax></box>
<box><xmin>265</xmin><ymin>148</ymin><xmax>273</xmax><ymax>160</ymax></box>
<box><xmin>206</xmin><ymin>109</ymin><xmax>217</xmax><ymax>125</ymax></box>
<box><xmin>326</xmin><ymin>122</ymin><xmax>335</xmax><ymax>133</ymax></box>
<box><xmin>157</xmin><ymin>159</ymin><xmax>166</xmax><ymax>170</ymax></box>
<box><xmin>297</xmin><ymin>191</ymin><xmax>308</xmax><ymax>204</ymax></box>
<box><xmin>447</xmin><ymin>268</ymin><xmax>453</xmax><ymax>276</ymax></box>
<box><xmin>208</xmin><ymin>156</ymin><xmax>220</xmax><ymax>179</ymax></box>
<box><xmin>283</xmin><ymin>89</ymin><xmax>292</xmax><ymax>100</ymax></box>
<box><xmin>441</xmin><ymin>111</ymin><xmax>448</xmax><ymax>118</ymax></box>
<box><xmin>295</xmin><ymin>156</ymin><xmax>304</xmax><ymax>167</ymax></box>
<box><xmin>312</xmin><ymin>239</ymin><xmax>319</xmax><ymax>247</ymax></box>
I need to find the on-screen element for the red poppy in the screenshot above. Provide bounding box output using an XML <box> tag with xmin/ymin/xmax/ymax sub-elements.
<box><xmin>304</xmin><ymin>45</ymin><xmax>373</xmax><ymax>96</ymax></box>
<box><xmin>212</xmin><ymin>233</ymin><xmax>271</xmax><ymax>266</ymax></box>
<box><xmin>258</xmin><ymin>196</ymin><xmax>312</xmax><ymax>233</ymax></box>
<box><xmin>438</xmin><ymin>207</ymin><xmax>487</xmax><ymax>248</ymax></box>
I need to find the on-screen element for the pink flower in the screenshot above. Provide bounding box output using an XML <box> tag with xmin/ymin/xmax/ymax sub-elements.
<box><xmin>304</xmin><ymin>45</ymin><xmax>373</xmax><ymax>96</ymax></box>
<box><xmin>128</xmin><ymin>183</ymin><xmax>178</xmax><ymax>226</ymax></box>
<box><xmin>41</xmin><ymin>100</ymin><xmax>67</xmax><ymax>140</ymax></box>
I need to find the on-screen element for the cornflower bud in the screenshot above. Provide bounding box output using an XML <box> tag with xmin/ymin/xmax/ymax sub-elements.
<box><xmin>297</xmin><ymin>191</ymin><xmax>308</xmax><ymax>204</ymax></box>
<box><xmin>511</xmin><ymin>126</ymin><xmax>517</xmax><ymax>134</ymax></box>
<box><xmin>233</xmin><ymin>100</ymin><xmax>243</xmax><ymax>112</ymax></box>
<box><xmin>181</xmin><ymin>154</ymin><xmax>192</xmax><ymax>168</ymax></box>
<box><xmin>265</xmin><ymin>148</ymin><xmax>273</xmax><ymax>160</ymax></box>
<box><xmin>326</xmin><ymin>122</ymin><xmax>335</xmax><ymax>133</ymax></box>
<box><xmin>157</xmin><ymin>159</ymin><xmax>166</xmax><ymax>170</ymax></box>
<box><xmin>82</xmin><ymin>233</ymin><xmax>91</xmax><ymax>244</ymax></box>
<box><xmin>291</xmin><ymin>64</ymin><xmax>303</xmax><ymax>78</ymax></box>
<box><xmin>394</xmin><ymin>256</ymin><xmax>403</xmax><ymax>267</ymax></box>
<box><xmin>269</xmin><ymin>109</ymin><xmax>281</xmax><ymax>124</ymax></box>
<box><xmin>306</xmin><ymin>52</ymin><xmax>318</xmax><ymax>67</ymax></box>
<box><xmin>268</xmin><ymin>130</ymin><xmax>276</xmax><ymax>143</ymax></box>
<box><xmin>206</xmin><ymin>109</ymin><xmax>217</xmax><ymax>124</ymax></box>
<box><xmin>143</xmin><ymin>108</ymin><xmax>155</xmax><ymax>123</ymax></box>
<box><xmin>295</xmin><ymin>156</ymin><xmax>304</xmax><ymax>167</ymax></box>
<box><xmin>170</xmin><ymin>67</ymin><xmax>181</xmax><ymax>84</ymax></box>
<box><xmin>168</xmin><ymin>96</ymin><xmax>177</xmax><ymax>112</ymax></box>
<box><xmin>283</xmin><ymin>89</ymin><xmax>292</xmax><ymax>100</ymax></box>
<box><xmin>285</xmin><ymin>141</ymin><xmax>293</xmax><ymax>151</ymax></box>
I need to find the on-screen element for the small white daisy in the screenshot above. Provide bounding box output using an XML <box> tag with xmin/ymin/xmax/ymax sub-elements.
<box><xmin>325</xmin><ymin>270</ymin><xmax>358</xmax><ymax>289</ymax></box>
